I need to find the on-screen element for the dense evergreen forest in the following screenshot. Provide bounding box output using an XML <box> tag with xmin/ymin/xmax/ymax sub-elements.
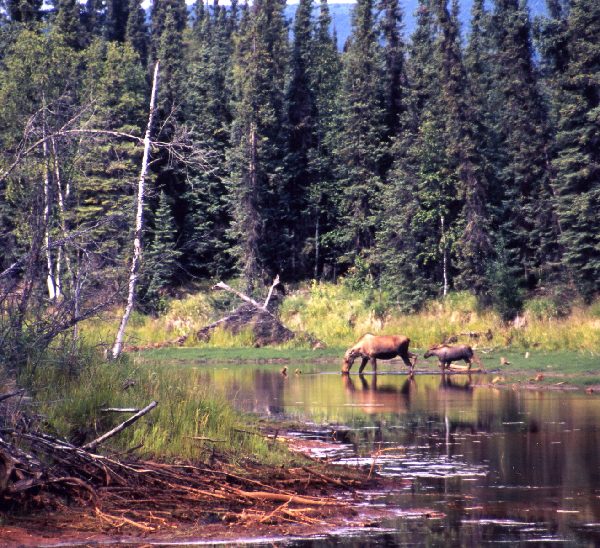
<box><xmin>0</xmin><ymin>0</ymin><xmax>599</xmax><ymax>340</ymax></box>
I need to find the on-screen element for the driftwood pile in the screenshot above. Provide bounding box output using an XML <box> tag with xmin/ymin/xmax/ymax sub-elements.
<box><xmin>0</xmin><ymin>391</ymin><xmax>362</xmax><ymax>534</ymax></box>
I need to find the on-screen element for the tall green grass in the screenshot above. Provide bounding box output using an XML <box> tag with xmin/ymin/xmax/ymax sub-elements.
<box><xmin>80</xmin><ymin>282</ymin><xmax>600</xmax><ymax>353</ymax></box>
<box><xmin>24</xmin><ymin>350</ymin><xmax>293</xmax><ymax>465</ymax></box>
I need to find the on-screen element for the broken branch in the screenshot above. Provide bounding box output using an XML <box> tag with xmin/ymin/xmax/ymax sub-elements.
<box><xmin>83</xmin><ymin>401</ymin><xmax>158</xmax><ymax>452</ymax></box>
<box><xmin>212</xmin><ymin>281</ymin><xmax>265</xmax><ymax>310</ymax></box>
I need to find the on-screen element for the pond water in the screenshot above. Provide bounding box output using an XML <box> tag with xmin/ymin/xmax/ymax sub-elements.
<box><xmin>188</xmin><ymin>361</ymin><xmax>600</xmax><ymax>546</ymax></box>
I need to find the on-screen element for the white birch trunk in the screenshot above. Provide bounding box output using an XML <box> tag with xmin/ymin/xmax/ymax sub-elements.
<box><xmin>314</xmin><ymin>214</ymin><xmax>320</xmax><ymax>280</ymax></box>
<box><xmin>51</xmin><ymin>136</ymin><xmax>71</xmax><ymax>299</ymax></box>
<box><xmin>111</xmin><ymin>61</ymin><xmax>160</xmax><ymax>360</ymax></box>
<box><xmin>441</xmin><ymin>214</ymin><xmax>448</xmax><ymax>298</ymax></box>
<box><xmin>42</xmin><ymin>102</ymin><xmax>57</xmax><ymax>301</ymax></box>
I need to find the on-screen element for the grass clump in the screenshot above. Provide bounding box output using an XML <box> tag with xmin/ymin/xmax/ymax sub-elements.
<box><xmin>280</xmin><ymin>283</ymin><xmax>499</xmax><ymax>350</ymax></box>
<box><xmin>22</xmin><ymin>346</ymin><xmax>293</xmax><ymax>465</ymax></box>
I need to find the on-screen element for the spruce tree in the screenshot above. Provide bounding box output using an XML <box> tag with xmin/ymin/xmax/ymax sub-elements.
<box><xmin>377</xmin><ymin>0</ymin><xmax>449</xmax><ymax>309</ymax></box>
<box><xmin>552</xmin><ymin>0</ymin><xmax>600</xmax><ymax>299</ymax></box>
<box><xmin>4</xmin><ymin>0</ymin><xmax>42</xmax><ymax>23</ymax></box>
<box><xmin>284</xmin><ymin>0</ymin><xmax>317</xmax><ymax>279</ymax></box>
<box><xmin>489</xmin><ymin>0</ymin><xmax>561</xmax><ymax>289</ymax></box>
<box><xmin>378</xmin><ymin>0</ymin><xmax>405</xmax><ymax>139</ymax></box>
<box><xmin>332</xmin><ymin>0</ymin><xmax>387</xmax><ymax>273</ymax></box>
<box><xmin>83</xmin><ymin>0</ymin><xmax>105</xmax><ymax>43</ymax></box>
<box><xmin>229</xmin><ymin>0</ymin><xmax>288</xmax><ymax>291</ymax></box>
<box><xmin>76</xmin><ymin>41</ymin><xmax>148</xmax><ymax>272</ymax></box>
<box><xmin>308</xmin><ymin>0</ymin><xmax>342</xmax><ymax>278</ymax></box>
<box><xmin>534</xmin><ymin>0</ymin><xmax>569</xmax><ymax>95</ymax></box>
<box><xmin>151</xmin><ymin>3</ymin><xmax>188</xmax><ymax>273</ymax></box>
<box><xmin>52</xmin><ymin>0</ymin><xmax>85</xmax><ymax>49</ymax></box>
<box><xmin>434</xmin><ymin>0</ymin><xmax>492</xmax><ymax>295</ymax></box>
<box><xmin>105</xmin><ymin>0</ymin><xmax>130</xmax><ymax>43</ymax></box>
<box><xmin>125</xmin><ymin>0</ymin><xmax>149</xmax><ymax>65</ymax></box>
<box><xmin>465</xmin><ymin>0</ymin><xmax>500</xmax><ymax>211</ymax></box>
<box><xmin>181</xmin><ymin>0</ymin><xmax>235</xmax><ymax>278</ymax></box>
<box><xmin>151</xmin><ymin>0</ymin><xmax>188</xmax><ymax>59</ymax></box>
<box><xmin>138</xmin><ymin>190</ymin><xmax>181</xmax><ymax>315</ymax></box>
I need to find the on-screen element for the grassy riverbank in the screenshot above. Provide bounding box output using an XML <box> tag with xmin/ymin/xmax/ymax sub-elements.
<box><xmin>20</xmin><ymin>281</ymin><xmax>599</xmax><ymax>462</ymax></box>
<box><xmin>21</xmin><ymin>353</ymin><xmax>294</xmax><ymax>464</ymax></box>
<box><xmin>84</xmin><ymin>282</ymin><xmax>600</xmax><ymax>353</ymax></box>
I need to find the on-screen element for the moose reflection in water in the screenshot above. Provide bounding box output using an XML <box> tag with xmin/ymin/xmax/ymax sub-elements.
<box><xmin>342</xmin><ymin>373</ymin><xmax>417</xmax><ymax>414</ymax></box>
<box><xmin>341</xmin><ymin>333</ymin><xmax>418</xmax><ymax>375</ymax></box>
<box><xmin>342</xmin><ymin>372</ymin><xmax>475</xmax><ymax>416</ymax></box>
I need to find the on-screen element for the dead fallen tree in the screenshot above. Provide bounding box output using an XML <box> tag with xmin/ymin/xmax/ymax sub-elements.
<box><xmin>197</xmin><ymin>277</ymin><xmax>324</xmax><ymax>348</ymax></box>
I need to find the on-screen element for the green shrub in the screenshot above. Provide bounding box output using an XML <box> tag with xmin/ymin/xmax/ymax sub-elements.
<box><xmin>441</xmin><ymin>291</ymin><xmax>479</xmax><ymax>314</ymax></box>
<box><xmin>589</xmin><ymin>299</ymin><xmax>600</xmax><ymax>318</ymax></box>
<box><xmin>524</xmin><ymin>297</ymin><xmax>560</xmax><ymax>320</ymax></box>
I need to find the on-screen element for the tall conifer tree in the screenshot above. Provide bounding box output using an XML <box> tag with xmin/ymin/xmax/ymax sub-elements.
<box><xmin>83</xmin><ymin>0</ymin><xmax>105</xmax><ymax>43</ymax></box>
<box><xmin>76</xmin><ymin>42</ymin><xmax>148</xmax><ymax>270</ymax></box>
<box><xmin>434</xmin><ymin>0</ymin><xmax>492</xmax><ymax>294</ymax></box>
<box><xmin>4</xmin><ymin>0</ymin><xmax>42</xmax><ymax>23</ymax></box>
<box><xmin>377</xmin><ymin>0</ymin><xmax>452</xmax><ymax>309</ymax></box>
<box><xmin>552</xmin><ymin>0</ymin><xmax>600</xmax><ymax>299</ymax></box>
<box><xmin>229</xmin><ymin>0</ymin><xmax>288</xmax><ymax>291</ymax></box>
<box><xmin>151</xmin><ymin>0</ymin><xmax>188</xmax><ymax>58</ymax></box>
<box><xmin>138</xmin><ymin>190</ymin><xmax>181</xmax><ymax>314</ymax></box>
<box><xmin>105</xmin><ymin>0</ymin><xmax>130</xmax><ymax>43</ymax></box>
<box><xmin>181</xmin><ymin>0</ymin><xmax>235</xmax><ymax>278</ymax></box>
<box><xmin>489</xmin><ymin>0</ymin><xmax>561</xmax><ymax>289</ymax></box>
<box><xmin>308</xmin><ymin>0</ymin><xmax>342</xmax><ymax>278</ymax></box>
<box><xmin>285</xmin><ymin>0</ymin><xmax>317</xmax><ymax>278</ymax></box>
<box><xmin>378</xmin><ymin>0</ymin><xmax>405</xmax><ymax>139</ymax></box>
<box><xmin>125</xmin><ymin>0</ymin><xmax>149</xmax><ymax>65</ymax></box>
<box><xmin>52</xmin><ymin>0</ymin><xmax>85</xmax><ymax>49</ymax></box>
<box><xmin>333</xmin><ymin>0</ymin><xmax>386</xmax><ymax>272</ymax></box>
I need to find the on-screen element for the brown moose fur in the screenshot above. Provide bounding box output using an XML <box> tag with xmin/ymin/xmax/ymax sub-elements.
<box><xmin>423</xmin><ymin>344</ymin><xmax>482</xmax><ymax>370</ymax></box>
<box><xmin>342</xmin><ymin>333</ymin><xmax>417</xmax><ymax>374</ymax></box>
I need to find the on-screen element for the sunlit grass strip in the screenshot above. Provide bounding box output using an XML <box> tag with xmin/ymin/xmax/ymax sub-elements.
<box><xmin>79</xmin><ymin>283</ymin><xmax>600</xmax><ymax>354</ymax></box>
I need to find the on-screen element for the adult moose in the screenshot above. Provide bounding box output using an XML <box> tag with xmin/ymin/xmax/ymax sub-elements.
<box><xmin>342</xmin><ymin>333</ymin><xmax>417</xmax><ymax>375</ymax></box>
<box><xmin>424</xmin><ymin>344</ymin><xmax>481</xmax><ymax>371</ymax></box>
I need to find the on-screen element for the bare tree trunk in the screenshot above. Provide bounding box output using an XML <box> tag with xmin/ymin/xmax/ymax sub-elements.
<box><xmin>111</xmin><ymin>61</ymin><xmax>160</xmax><ymax>361</ymax></box>
<box><xmin>51</xmin><ymin>135</ymin><xmax>74</xmax><ymax>301</ymax></box>
<box><xmin>42</xmin><ymin>98</ymin><xmax>58</xmax><ymax>301</ymax></box>
<box><xmin>314</xmin><ymin>214</ymin><xmax>320</xmax><ymax>280</ymax></box>
<box><xmin>441</xmin><ymin>214</ymin><xmax>448</xmax><ymax>298</ymax></box>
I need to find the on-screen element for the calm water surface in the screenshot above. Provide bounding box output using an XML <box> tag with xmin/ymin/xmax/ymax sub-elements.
<box><xmin>184</xmin><ymin>361</ymin><xmax>600</xmax><ymax>546</ymax></box>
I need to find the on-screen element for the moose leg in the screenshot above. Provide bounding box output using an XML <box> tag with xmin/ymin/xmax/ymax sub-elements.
<box><xmin>371</xmin><ymin>357</ymin><xmax>377</xmax><ymax>373</ymax></box>
<box><xmin>358</xmin><ymin>357</ymin><xmax>369</xmax><ymax>374</ymax></box>
<box><xmin>401</xmin><ymin>352</ymin><xmax>417</xmax><ymax>375</ymax></box>
<box><xmin>465</xmin><ymin>358</ymin><xmax>472</xmax><ymax>371</ymax></box>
